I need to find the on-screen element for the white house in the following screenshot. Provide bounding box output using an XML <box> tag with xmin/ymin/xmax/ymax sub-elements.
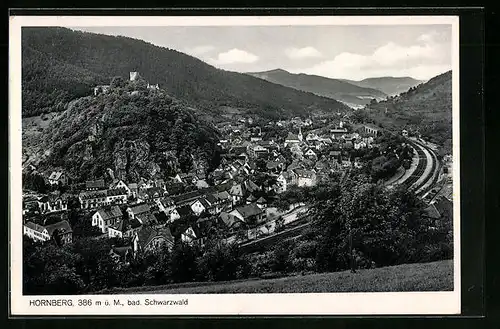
<box><xmin>109</xmin><ymin>179</ymin><xmax>131</xmax><ymax>195</ymax></box>
<box><xmin>156</xmin><ymin>197</ymin><xmax>175</xmax><ymax>214</ymax></box>
<box><xmin>354</xmin><ymin>140</ymin><xmax>367</xmax><ymax>150</ymax></box>
<box><xmin>304</xmin><ymin>148</ymin><xmax>318</xmax><ymax>159</ymax></box>
<box><xmin>38</xmin><ymin>196</ymin><xmax>68</xmax><ymax>214</ymax></box>
<box><xmin>48</xmin><ymin>171</ymin><xmax>67</xmax><ymax>186</ymax></box>
<box><xmin>190</xmin><ymin>199</ymin><xmax>206</xmax><ymax>216</ymax></box>
<box><xmin>92</xmin><ymin>206</ymin><xmax>123</xmax><ymax>234</ymax></box>
<box><xmin>275</xmin><ymin>174</ymin><xmax>287</xmax><ymax>194</ymax></box>
<box><xmin>295</xmin><ymin>169</ymin><xmax>317</xmax><ymax>187</ymax></box>
<box><xmin>23</xmin><ymin>222</ymin><xmax>50</xmax><ymax>242</ymax></box>
<box><xmin>167</xmin><ymin>208</ymin><xmax>181</xmax><ymax>223</ymax></box>
<box><xmin>181</xmin><ymin>227</ymin><xmax>197</xmax><ymax>244</ymax></box>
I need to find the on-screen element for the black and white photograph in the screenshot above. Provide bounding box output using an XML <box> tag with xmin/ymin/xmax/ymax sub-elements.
<box><xmin>10</xmin><ymin>15</ymin><xmax>460</xmax><ymax>315</ymax></box>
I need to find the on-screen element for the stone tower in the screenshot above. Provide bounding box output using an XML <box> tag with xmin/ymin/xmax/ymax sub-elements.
<box><xmin>129</xmin><ymin>72</ymin><xmax>139</xmax><ymax>81</ymax></box>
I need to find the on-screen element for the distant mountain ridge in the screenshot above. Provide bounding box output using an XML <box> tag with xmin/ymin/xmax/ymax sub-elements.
<box><xmin>22</xmin><ymin>27</ymin><xmax>350</xmax><ymax>119</ymax></box>
<box><xmin>341</xmin><ymin>76</ymin><xmax>425</xmax><ymax>96</ymax></box>
<box><xmin>247</xmin><ymin>69</ymin><xmax>387</xmax><ymax>109</ymax></box>
<box><xmin>365</xmin><ymin>70</ymin><xmax>452</xmax><ymax>152</ymax></box>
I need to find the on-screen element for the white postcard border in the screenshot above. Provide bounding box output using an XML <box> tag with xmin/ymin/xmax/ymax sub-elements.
<box><xmin>9</xmin><ymin>14</ymin><xmax>461</xmax><ymax>316</ymax></box>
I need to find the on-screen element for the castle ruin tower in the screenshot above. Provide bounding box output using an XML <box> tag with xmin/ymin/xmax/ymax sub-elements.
<box><xmin>130</xmin><ymin>71</ymin><xmax>139</xmax><ymax>81</ymax></box>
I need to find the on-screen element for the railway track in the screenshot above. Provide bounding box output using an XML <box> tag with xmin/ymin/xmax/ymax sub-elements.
<box><xmin>402</xmin><ymin>141</ymin><xmax>427</xmax><ymax>189</ymax></box>
<box><xmin>403</xmin><ymin>139</ymin><xmax>439</xmax><ymax>195</ymax></box>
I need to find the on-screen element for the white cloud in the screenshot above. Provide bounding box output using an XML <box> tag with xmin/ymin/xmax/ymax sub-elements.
<box><xmin>291</xmin><ymin>36</ymin><xmax>450</xmax><ymax>80</ymax></box>
<box><xmin>184</xmin><ymin>45</ymin><xmax>216</xmax><ymax>56</ymax></box>
<box><xmin>285</xmin><ymin>47</ymin><xmax>323</xmax><ymax>60</ymax></box>
<box><xmin>209</xmin><ymin>48</ymin><xmax>259</xmax><ymax>65</ymax></box>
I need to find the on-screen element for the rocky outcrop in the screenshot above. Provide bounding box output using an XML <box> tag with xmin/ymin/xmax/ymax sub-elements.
<box><xmin>113</xmin><ymin>139</ymin><xmax>161</xmax><ymax>182</ymax></box>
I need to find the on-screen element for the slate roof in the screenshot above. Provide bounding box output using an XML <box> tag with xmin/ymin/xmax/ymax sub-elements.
<box><xmin>136</xmin><ymin>212</ymin><xmax>157</xmax><ymax>226</ymax></box>
<box><xmin>219</xmin><ymin>212</ymin><xmax>243</xmax><ymax>228</ymax></box>
<box><xmin>136</xmin><ymin>226</ymin><xmax>158</xmax><ymax>249</ymax></box>
<box><xmin>107</xmin><ymin>188</ymin><xmax>128</xmax><ymax>196</ymax></box>
<box><xmin>44</xmin><ymin>220</ymin><xmax>72</xmax><ymax>236</ymax></box>
<box><xmin>110</xmin><ymin>216</ymin><xmax>142</xmax><ymax>232</ymax></box>
<box><xmin>256</xmin><ymin>197</ymin><xmax>267</xmax><ymax>204</ymax></box>
<box><xmin>25</xmin><ymin>221</ymin><xmax>46</xmax><ymax>233</ymax></box>
<box><xmin>233</xmin><ymin>203</ymin><xmax>263</xmax><ymax>219</ymax></box>
<box><xmin>79</xmin><ymin>190</ymin><xmax>107</xmax><ymax>200</ymax></box>
<box><xmin>172</xmin><ymin>190</ymin><xmax>204</xmax><ymax>205</ymax></box>
<box><xmin>86</xmin><ymin>179</ymin><xmax>105</xmax><ymax>190</ymax></box>
<box><xmin>198</xmin><ymin>198</ymin><xmax>211</xmax><ymax>209</ymax></box>
<box><xmin>176</xmin><ymin>205</ymin><xmax>194</xmax><ymax>218</ymax></box>
<box><xmin>128</xmin><ymin>203</ymin><xmax>151</xmax><ymax>216</ymax></box>
<box><xmin>96</xmin><ymin>205</ymin><xmax>123</xmax><ymax>221</ymax></box>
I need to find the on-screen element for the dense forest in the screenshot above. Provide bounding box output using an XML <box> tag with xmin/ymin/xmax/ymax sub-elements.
<box><xmin>22</xmin><ymin>27</ymin><xmax>350</xmax><ymax>118</ymax></box>
<box><xmin>36</xmin><ymin>78</ymin><xmax>221</xmax><ymax>183</ymax></box>
<box><xmin>364</xmin><ymin>71</ymin><xmax>453</xmax><ymax>153</ymax></box>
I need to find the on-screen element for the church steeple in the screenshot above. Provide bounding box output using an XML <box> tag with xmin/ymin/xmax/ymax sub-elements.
<box><xmin>298</xmin><ymin>127</ymin><xmax>303</xmax><ymax>142</ymax></box>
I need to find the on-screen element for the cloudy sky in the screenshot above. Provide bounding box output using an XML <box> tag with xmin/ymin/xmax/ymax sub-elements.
<box><xmin>72</xmin><ymin>25</ymin><xmax>452</xmax><ymax>81</ymax></box>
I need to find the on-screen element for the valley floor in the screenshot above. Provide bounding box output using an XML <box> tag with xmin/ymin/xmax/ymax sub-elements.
<box><xmin>102</xmin><ymin>259</ymin><xmax>453</xmax><ymax>294</ymax></box>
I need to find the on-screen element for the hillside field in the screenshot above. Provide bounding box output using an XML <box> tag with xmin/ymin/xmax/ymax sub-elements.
<box><xmin>101</xmin><ymin>260</ymin><xmax>453</xmax><ymax>294</ymax></box>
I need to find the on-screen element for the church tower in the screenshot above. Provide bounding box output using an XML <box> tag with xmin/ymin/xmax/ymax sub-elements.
<box><xmin>298</xmin><ymin>127</ymin><xmax>303</xmax><ymax>142</ymax></box>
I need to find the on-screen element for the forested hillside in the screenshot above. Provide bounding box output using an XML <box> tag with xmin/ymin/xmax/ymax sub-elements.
<box><xmin>343</xmin><ymin>76</ymin><xmax>424</xmax><ymax>96</ymax></box>
<box><xmin>33</xmin><ymin>78</ymin><xmax>221</xmax><ymax>183</ymax></box>
<box><xmin>247</xmin><ymin>69</ymin><xmax>387</xmax><ymax>108</ymax></box>
<box><xmin>22</xmin><ymin>27</ymin><xmax>350</xmax><ymax>118</ymax></box>
<box><xmin>363</xmin><ymin>71</ymin><xmax>452</xmax><ymax>152</ymax></box>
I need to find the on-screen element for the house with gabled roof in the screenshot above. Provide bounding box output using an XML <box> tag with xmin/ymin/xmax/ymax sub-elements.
<box><xmin>44</xmin><ymin>220</ymin><xmax>73</xmax><ymax>245</ymax></box>
<box><xmin>132</xmin><ymin>226</ymin><xmax>175</xmax><ymax>254</ymax></box>
<box><xmin>23</xmin><ymin>221</ymin><xmax>50</xmax><ymax>242</ymax></box>
<box><xmin>190</xmin><ymin>199</ymin><xmax>207</xmax><ymax>216</ymax></box>
<box><xmin>156</xmin><ymin>197</ymin><xmax>175</xmax><ymax>214</ymax></box>
<box><xmin>107</xmin><ymin>216</ymin><xmax>142</xmax><ymax>239</ymax></box>
<box><xmin>48</xmin><ymin>171</ymin><xmax>68</xmax><ymax>186</ymax></box>
<box><xmin>219</xmin><ymin>212</ymin><xmax>245</xmax><ymax>232</ymax></box>
<box><xmin>24</xmin><ymin>220</ymin><xmax>73</xmax><ymax>245</ymax></box>
<box><xmin>92</xmin><ymin>205</ymin><xmax>123</xmax><ymax>233</ymax></box>
<box><xmin>127</xmin><ymin>203</ymin><xmax>151</xmax><ymax>220</ymax></box>
<box><xmin>256</xmin><ymin>197</ymin><xmax>268</xmax><ymax>209</ymax></box>
<box><xmin>109</xmin><ymin>179</ymin><xmax>130</xmax><ymax>193</ymax></box>
<box><xmin>38</xmin><ymin>194</ymin><xmax>68</xmax><ymax>214</ymax></box>
<box><xmin>275</xmin><ymin>173</ymin><xmax>287</xmax><ymax>194</ymax></box>
<box><xmin>127</xmin><ymin>183</ymin><xmax>138</xmax><ymax>198</ymax></box>
<box><xmin>304</xmin><ymin>148</ymin><xmax>318</xmax><ymax>160</ymax></box>
<box><xmin>181</xmin><ymin>226</ymin><xmax>197</xmax><ymax>244</ymax></box>
<box><xmin>86</xmin><ymin>179</ymin><xmax>106</xmax><ymax>191</ymax></box>
<box><xmin>295</xmin><ymin>169</ymin><xmax>317</xmax><ymax>187</ymax></box>
<box><xmin>285</xmin><ymin>132</ymin><xmax>300</xmax><ymax>147</ymax></box>
<box><xmin>229</xmin><ymin>203</ymin><xmax>265</xmax><ymax>224</ymax></box>
<box><xmin>137</xmin><ymin>186</ymin><xmax>166</xmax><ymax>203</ymax></box>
